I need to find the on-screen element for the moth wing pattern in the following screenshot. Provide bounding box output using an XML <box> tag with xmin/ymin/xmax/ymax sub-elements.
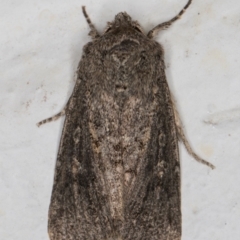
<box><xmin>48</xmin><ymin>27</ymin><xmax>181</xmax><ymax>240</ymax></box>
<box><xmin>39</xmin><ymin>1</ymin><xmax>214</xmax><ymax>239</ymax></box>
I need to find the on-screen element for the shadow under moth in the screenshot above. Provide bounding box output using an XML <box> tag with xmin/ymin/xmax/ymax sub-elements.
<box><xmin>38</xmin><ymin>0</ymin><xmax>214</xmax><ymax>239</ymax></box>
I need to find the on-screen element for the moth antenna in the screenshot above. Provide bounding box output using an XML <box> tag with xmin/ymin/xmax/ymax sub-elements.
<box><xmin>82</xmin><ymin>6</ymin><xmax>100</xmax><ymax>39</ymax></box>
<box><xmin>147</xmin><ymin>0</ymin><xmax>192</xmax><ymax>38</ymax></box>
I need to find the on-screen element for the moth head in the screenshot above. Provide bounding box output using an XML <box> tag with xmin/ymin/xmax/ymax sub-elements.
<box><xmin>82</xmin><ymin>7</ymin><xmax>145</xmax><ymax>40</ymax></box>
<box><xmin>104</xmin><ymin>12</ymin><xmax>144</xmax><ymax>35</ymax></box>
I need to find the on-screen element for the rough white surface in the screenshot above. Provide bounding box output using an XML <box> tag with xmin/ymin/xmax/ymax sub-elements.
<box><xmin>0</xmin><ymin>0</ymin><xmax>240</xmax><ymax>239</ymax></box>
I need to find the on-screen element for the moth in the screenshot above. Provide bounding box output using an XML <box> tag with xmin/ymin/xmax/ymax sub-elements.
<box><xmin>38</xmin><ymin>0</ymin><xmax>214</xmax><ymax>239</ymax></box>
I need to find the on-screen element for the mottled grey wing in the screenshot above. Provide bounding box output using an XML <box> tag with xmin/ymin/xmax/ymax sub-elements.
<box><xmin>48</xmin><ymin>80</ymin><xmax>114</xmax><ymax>239</ymax></box>
<box><xmin>48</xmin><ymin>39</ymin><xmax>181</xmax><ymax>240</ymax></box>
<box><xmin>122</xmin><ymin>80</ymin><xmax>181</xmax><ymax>240</ymax></box>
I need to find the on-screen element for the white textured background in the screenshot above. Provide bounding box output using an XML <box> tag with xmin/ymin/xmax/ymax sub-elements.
<box><xmin>1</xmin><ymin>0</ymin><xmax>240</xmax><ymax>239</ymax></box>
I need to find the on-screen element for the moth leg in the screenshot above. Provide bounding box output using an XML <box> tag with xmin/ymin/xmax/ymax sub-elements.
<box><xmin>172</xmin><ymin>98</ymin><xmax>215</xmax><ymax>169</ymax></box>
<box><xmin>147</xmin><ymin>0</ymin><xmax>192</xmax><ymax>38</ymax></box>
<box><xmin>37</xmin><ymin>109</ymin><xmax>66</xmax><ymax>127</ymax></box>
<box><xmin>37</xmin><ymin>98</ymin><xmax>73</xmax><ymax>126</ymax></box>
<box><xmin>37</xmin><ymin>77</ymin><xmax>82</xmax><ymax>127</ymax></box>
<box><xmin>82</xmin><ymin>6</ymin><xmax>100</xmax><ymax>40</ymax></box>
